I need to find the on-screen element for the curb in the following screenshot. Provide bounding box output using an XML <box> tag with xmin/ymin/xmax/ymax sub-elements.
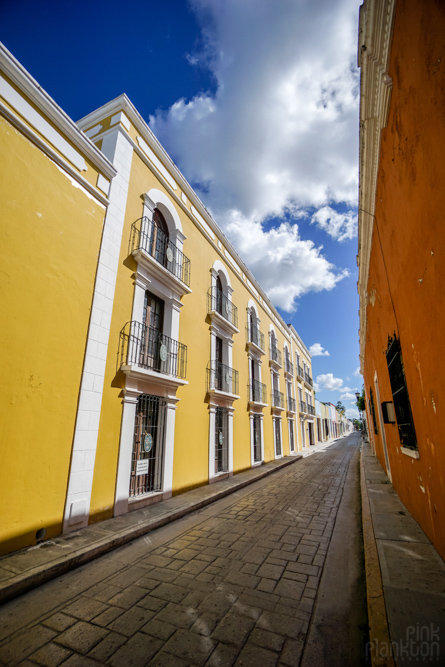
<box><xmin>0</xmin><ymin>454</ymin><xmax>302</xmax><ymax>605</ymax></box>
<box><xmin>360</xmin><ymin>443</ymin><xmax>395</xmax><ymax>667</ymax></box>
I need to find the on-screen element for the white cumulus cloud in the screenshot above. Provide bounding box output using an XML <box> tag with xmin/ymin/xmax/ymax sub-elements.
<box><xmin>345</xmin><ymin>407</ymin><xmax>359</xmax><ymax>419</ymax></box>
<box><xmin>311</xmin><ymin>206</ymin><xmax>357</xmax><ymax>241</ymax></box>
<box><xmin>309</xmin><ymin>343</ymin><xmax>330</xmax><ymax>357</ymax></box>
<box><xmin>353</xmin><ymin>366</ymin><xmax>361</xmax><ymax>376</ymax></box>
<box><xmin>340</xmin><ymin>392</ymin><xmax>356</xmax><ymax>401</ymax></box>
<box><xmin>149</xmin><ymin>0</ymin><xmax>360</xmax><ymax>311</ymax></box>
<box><xmin>226</xmin><ymin>215</ymin><xmax>348</xmax><ymax>310</ymax></box>
<box><xmin>316</xmin><ymin>373</ymin><xmax>344</xmax><ymax>391</ymax></box>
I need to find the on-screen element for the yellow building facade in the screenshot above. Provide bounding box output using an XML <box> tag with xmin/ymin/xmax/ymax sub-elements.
<box><xmin>1</xmin><ymin>44</ymin><xmax>316</xmax><ymax>555</ymax></box>
<box><xmin>0</xmin><ymin>44</ymin><xmax>115</xmax><ymax>554</ymax></box>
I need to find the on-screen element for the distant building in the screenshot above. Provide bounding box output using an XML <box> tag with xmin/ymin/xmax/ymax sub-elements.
<box><xmin>0</xmin><ymin>43</ymin><xmax>319</xmax><ymax>555</ymax></box>
<box><xmin>292</xmin><ymin>328</ymin><xmax>316</xmax><ymax>448</ymax></box>
<box><xmin>358</xmin><ymin>0</ymin><xmax>445</xmax><ymax>558</ymax></box>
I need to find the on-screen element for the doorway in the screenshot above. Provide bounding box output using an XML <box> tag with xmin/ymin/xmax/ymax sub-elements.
<box><xmin>215</xmin><ymin>407</ymin><xmax>229</xmax><ymax>473</ymax></box>
<box><xmin>253</xmin><ymin>415</ymin><xmax>262</xmax><ymax>462</ymax></box>
<box><xmin>140</xmin><ymin>291</ymin><xmax>165</xmax><ymax>372</ymax></box>
<box><xmin>274</xmin><ymin>418</ymin><xmax>282</xmax><ymax>456</ymax></box>
<box><xmin>130</xmin><ymin>394</ymin><xmax>166</xmax><ymax>497</ymax></box>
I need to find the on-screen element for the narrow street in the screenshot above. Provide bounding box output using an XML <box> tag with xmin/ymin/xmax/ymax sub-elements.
<box><xmin>0</xmin><ymin>434</ymin><xmax>369</xmax><ymax>666</ymax></box>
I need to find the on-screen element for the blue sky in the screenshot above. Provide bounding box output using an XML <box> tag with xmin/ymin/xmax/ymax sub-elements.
<box><xmin>1</xmin><ymin>0</ymin><xmax>362</xmax><ymax>417</ymax></box>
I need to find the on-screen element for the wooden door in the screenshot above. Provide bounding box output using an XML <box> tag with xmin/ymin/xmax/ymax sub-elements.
<box><xmin>141</xmin><ymin>291</ymin><xmax>165</xmax><ymax>371</ymax></box>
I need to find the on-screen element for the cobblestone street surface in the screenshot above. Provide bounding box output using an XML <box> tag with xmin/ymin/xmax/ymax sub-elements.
<box><xmin>0</xmin><ymin>435</ymin><xmax>365</xmax><ymax>666</ymax></box>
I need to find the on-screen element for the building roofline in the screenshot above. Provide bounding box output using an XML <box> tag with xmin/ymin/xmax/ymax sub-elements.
<box><xmin>357</xmin><ymin>0</ymin><xmax>396</xmax><ymax>373</ymax></box>
<box><xmin>0</xmin><ymin>42</ymin><xmax>116</xmax><ymax>180</ymax></box>
<box><xmin>288</xmin><ymin>324</ymin><xmax>311</xmax><ymax>358</ymax></box>
<box><xmin>77</xmin><ymin>94</ymin><xmax>302</xmax><ymax>344</ymax></box>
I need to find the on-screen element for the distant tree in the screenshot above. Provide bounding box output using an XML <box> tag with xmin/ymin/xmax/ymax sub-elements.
<box><xmin>335</xmin><ymin>401</ymin><xmax>346</xmax><ymax>416</ymax></box>
<box><xmin>356</xmin><ymin>386</ymin><xmax>366</xmax><ymax>412</ymax></box>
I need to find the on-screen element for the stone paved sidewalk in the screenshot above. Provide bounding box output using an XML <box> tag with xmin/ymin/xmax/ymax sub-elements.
<box><xmin>361</xmin><ymin>441</ymin><xmax>445</xmax><ymax>667</ymax></box>
<box><xmin>0</xmin><ymin>436</ymin><xmax>359</xmax><ymax>667</ymax></box>
<box><xmin>0</xmin><ymin>455</ymin><xmax>304</xmax><ymax>605</ymax></box>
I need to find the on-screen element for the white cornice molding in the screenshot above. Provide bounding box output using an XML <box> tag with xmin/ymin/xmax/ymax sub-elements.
<box><xmin>288</xmin><ymin>325</ymin><xmax>311</xmax><ymax>359</ymax></box>
<box><xmin>0</xmin><ymin>100</ymin><xmax>109</xmax><ymax>207</ymax></box>
<box><xmin>0</xmin><ymin>42</ymin><xmax>116</xmax><ymax>180</ymax></box>
<box><xmin>357</xmin><ymin>0</ymin><xmax>396</xmax><ymax>372</ymax></box>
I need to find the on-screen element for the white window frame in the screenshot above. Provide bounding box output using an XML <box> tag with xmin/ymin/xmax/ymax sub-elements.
<box><xmin>114</xmin><ymin>190</ymin><xmax>188</xmax><ymax>516</ymax></box>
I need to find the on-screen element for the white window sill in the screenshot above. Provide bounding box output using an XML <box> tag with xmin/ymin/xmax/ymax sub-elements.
<box><xmin>401</xmin><ymin>446</ymin><xmax>420</xmax><ymax>460</ymax></box>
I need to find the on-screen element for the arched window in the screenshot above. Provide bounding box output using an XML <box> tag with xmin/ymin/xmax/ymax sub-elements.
<box><xmin>249</xmin><ymin>309</ymin><xmax>257</xmax><ymax>345</ymax></box>
<box><xmin>216</xmin><ymin>275</ymin><xmax>224</xmax><ymax>315</ymax></box>
<box><xmin>150</xmin><ymin>208</ymin><xmax>169</xmax><ymax>266</ymax></box>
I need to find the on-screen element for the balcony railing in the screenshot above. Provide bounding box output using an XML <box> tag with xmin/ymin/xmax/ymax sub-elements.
<box><xmin>207</xmin><ymin>360</ymin><xmax>239</xmax><ymax>395</ymax></box>
<box><xmin>284</xmin><ymin>355</ymin><xmax>294</xmax><ymax>376</ymax></box>
<box><xmin>271</xmin><ymin>390</ymin><xmax>285</xmax><ymax>409</ymax></box>
<box><xmin>207</xmin><ymin>287</ymin><xmax>238</xmax><ymax>329</ymax></box>
<box><xmin>287</xmin><ymin>396</ymin><xmax>296</xmax><ymax>412</ymax></box>
<box><xmin>307</xmin><ymin>404</ymin><xmax>315</xmax><ymax>416</ymax></box>
<box><xmin>269</xmin><ymin>343</ymin><xmax>282</xmax><ymax>366</ymax></box>
<box><xmin>297</xmin><ymin>364</ymin><xmax>304</xmax><ymax>378</ymax></box>
<box><xmin>119</xmin><ymin>321</ymin><xmax>187</xmax><ymax>379</ymax></box>
<box><xmin>300</xmin><ymin>400</ymin><xmax>307</xmax><ymax>413</ymax></box>
<box><xmin>249</xmin><ymin>379</ymin><xmax>267</xmax><ymax>404</ymax></box>
<box><xmin>246</xmin><ymin>324</ymin><xmax>265</xmax><ymax>351</ymax></box>
<box><xmin>130</xmin><ymin>217</ymin><xmax>191</xmax><ymax>286</ymax></box>
<box><xmin>304</xmin><ymin>372</ymin><xmax>313</xmax><ymax>387</ymax></box>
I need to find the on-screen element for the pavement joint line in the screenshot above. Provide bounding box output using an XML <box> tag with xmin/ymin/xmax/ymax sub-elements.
<box><xmin>0</xmin><ymin>453</ymin><xmax>306</xmax><ymax>606</ymax></box>
<box><xmin>360</xmin><ymin>441</ymin><xmax>395</xmax><ymax>667</ymax></box>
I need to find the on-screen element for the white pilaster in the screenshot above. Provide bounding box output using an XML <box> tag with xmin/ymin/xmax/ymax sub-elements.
<box><xmin>249</xmin><ymin>414</ymin><xmax>254</xmax><ymax>465</ymax></box>
<box><xmin>208</xmin><ymin>406</ymin><xmax>216</xmax><ymax>479</ymax></box>
<box><xmin>260</xmin><ymin>415</ymin><xmax>265</xmax><ymax>462</ymax></box>
<box><xmin>131</xmin><ymin>275</ymin><xmax>147</xmax><ymax>322</ymax></box>
<box><xmin>142</xmin><ymin>194</ymin><xmax>156</xmax><ymax>220</ymax></box>
<box><xmin>162</xmin><ymin>398</ymin><xmax>178</xmax><ymax>498</ymax></box>
<box><xmin>166</xmin><ymin>298</ymin><xmax>181</xmax><ymax>343</ymax></box>
<box><xmin>114</xmin><ymin>391</ymin><xmax>139</xmax><ymax>517</ymax></box>
<box><xmin>228</xmin><ymin>408</ymin><xmax>234</xmax><ymax>475</ymax></box>
<box><xmin>227</xmin><ymin>339</ymin><xmax>234</xmax><ymax>391</ymax></box>
<box><xmin>63</xmin><ymin>127</ymin><xmax>133</xmax><ymax>532</ymax></box>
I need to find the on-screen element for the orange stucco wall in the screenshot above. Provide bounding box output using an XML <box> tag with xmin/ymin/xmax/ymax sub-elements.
<box><xmin>363</xmin><ymin>0</ymin><xmax>445</xmax><ymax>557</ymax></box>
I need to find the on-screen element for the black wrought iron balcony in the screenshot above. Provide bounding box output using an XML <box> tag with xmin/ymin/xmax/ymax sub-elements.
<box><xmin>284</xmin><ymin>354</ymin><xmax>294</xmax><ymax>376</ymax></box>
<box><xmin>130</xmin><ymin>217</ymin><xmax>191</xmax><ymax>286</ymax></box>
<box><xmin>307</xmin><ymin>404</ymin><xmax>315</xmax><ymax>416</ymax></box>
<box><xmin>119</xmin><ymin>321</ymin><xmax>187</xmax><ymax>379</ymax></box>
<box><xmin>207</xmin><ymin>360</ymin><xmax>239</xmax><ymax>395</ymax></box>
<box><xmin>287</xmin><ymin>396</ymin><xmax>296</xmax><ymax>412</ymax></box>
<box><xmin>207</xmin><ymin>287</ymin><xmax>238</xmax><ymax>328</ymax></box>
<box><xmin>271</xmin><ymin>390</ymin><xmax>285</xmax><ymax>409</ymax></box>
<box><xmin>249</xmin><ymin>379</ymin><xmax>267</xmax><ymax>404</ymax></box>
<box><xmin>269</xmin><ymin>344</ymin><xmax>282</xmax><ymax>367</ymax></box>
<box><xmin>297</xmin><ymin>364</ymin><xmax>304</xmax><ymax>379</ymax></box>
<box><xmin>305</xmin><ymin>372</ymin><xmax>313</xmax><ymax>387</ymax></box>
<box><xmin>246</xmin><ymin>324</ymin><xmax>265</xmax><ymax>351</ymax></box>
<box><xmin>300</xmin><ymin>400</ymin><xmax>307</xmax><ymax>413</ymax></box>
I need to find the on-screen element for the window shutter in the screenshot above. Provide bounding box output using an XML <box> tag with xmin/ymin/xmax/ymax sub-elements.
<box><xmin>386</xmin><ymin>335</ymin><xmax>417</xmax><ymax>450</ymax></box>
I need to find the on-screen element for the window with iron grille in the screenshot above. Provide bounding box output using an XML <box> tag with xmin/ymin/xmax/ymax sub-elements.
<box><xmin>369</xmin><ymin>388</ymin><xmax>378</xmax><ymax>435</ymax></box>
<box><xmin>215</xmin><ymin>407</ymin><xmax>229</xmax><ymax>474</ymax></box>
<box><xmin>253</xmin><ymin>415</ymin><xmax>262</xmax><ymax>462</ymax></box>
<box><xmin>130</xmin><ymin>394</ymin><xmax>166</xmax><ymax>497</ymax></box>
<box><xmin>274</xmin><ymin>418</ymin><xmax>282</xmax><ymax>456</ymax></box>
<box><xmin>386</xmin><ymin>335</ymin><xmax>417</xmax><ymax>450</ymax></box>
<box><xmin>289</xmin><ymin>421</ymin><xmax>295</xmax><ymax>452</ymax></box>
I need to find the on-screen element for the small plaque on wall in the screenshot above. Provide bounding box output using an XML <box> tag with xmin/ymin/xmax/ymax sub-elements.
<box><xmin>136</xmin><ymin>459</ymin><xmax>149</xmax><ymax>476</ymax></box>
<box><xmin>381</xmin><ymin>401</ymin><xmax>396</xmax><ymax>424</ymax></box>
